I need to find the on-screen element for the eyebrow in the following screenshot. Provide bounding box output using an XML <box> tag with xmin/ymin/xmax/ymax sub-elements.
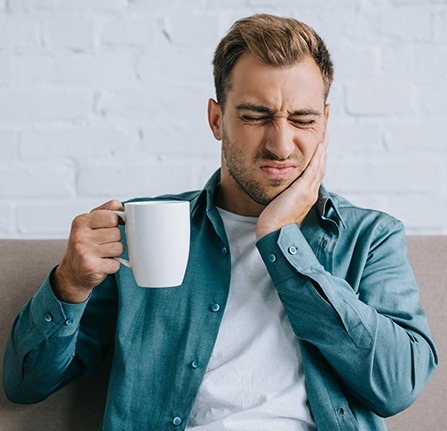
<box><xmin>235</xmin><ymin>103</ymin><xmax>321</xmax><ymax>117</ymax></box>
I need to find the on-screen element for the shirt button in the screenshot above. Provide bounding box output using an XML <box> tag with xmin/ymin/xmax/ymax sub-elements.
<box><xmin>172</xmin><ymin>416</ymin><xmax>182</xmax><ymax>426</ymax></box>
<box><xmin>44</xmin><ymin>313</ymin><xmax>53</xmax><ymax>323</ymax></box>
<box><xmin>191</xmin><ymin>360</ymin><xmax>200</xmax><ymax>369</ymax></box>
<box><xmin>288</xmin><ymin>246</ymin><xmax>297</xmax><ymax>255</ymax></box>
<box><xmin>322</xmin><ymin>239</ymin><xmax>329</xmax><ymax>249</ymax></box>
<box><xmin>65</xmin><ymin>318</ymin><xmax>74</xmax><ymax>326</ymax></box>
<box><xmin>268</xmin><ymin>253</ymin><xmax>277</xmax><ymax>262</ymax></box>
<box><xmin>221</xmin><ymin>246</ymin><xmax>228</xmax><ymax>256</ymax></box>
<box><xmin>210</xmin><ymin>303</ymin><xmax>220</xmax><ymax>312</ymax></box>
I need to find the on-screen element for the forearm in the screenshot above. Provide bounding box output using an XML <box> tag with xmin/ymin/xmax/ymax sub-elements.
<box><xmin>3</xmin><ymin>274</ymin><xmax>88</xmax><ymax>403</ymax></box>
<box><xmin>3</xmin><ymin>272</ymin><xmax>118</xmax><ymax>404</ymax></box>
<box><xmin>257</xmin><ymin>223</ymin><xmax>438</xmax><ymax>416</ymax></box>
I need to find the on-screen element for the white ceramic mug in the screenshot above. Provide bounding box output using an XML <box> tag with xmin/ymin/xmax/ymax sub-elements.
<box><xmin>114</xmin><ymin>200</ymin><xmax>190</xmax><ymax>288</ymax></box>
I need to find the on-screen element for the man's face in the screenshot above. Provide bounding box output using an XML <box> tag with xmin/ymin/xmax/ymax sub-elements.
<box><xmin>208</xmin><ymin>53</ymin><xmax>330</xmax><ymax>216</ymax></box>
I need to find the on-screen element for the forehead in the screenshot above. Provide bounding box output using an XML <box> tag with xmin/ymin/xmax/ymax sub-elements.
<box><xmin>227</xmin><ymin>53</ymin><xmax>326</xmax><ymax>110</ymax></box>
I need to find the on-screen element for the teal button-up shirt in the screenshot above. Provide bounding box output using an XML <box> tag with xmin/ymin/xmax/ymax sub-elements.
<box><xmin>3</xmin><ymin>170</ymin><xmax>438</xmax><ymax>430</ymax></box>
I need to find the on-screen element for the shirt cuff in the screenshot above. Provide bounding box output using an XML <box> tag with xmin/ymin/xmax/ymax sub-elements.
<box><xmin>30</xmin><ymin>269</ymin><xmax>89</xmax><ymax>339</ymax></box>
<box><xmin>256</xmin><ymin>224</ymin><xmax>324</xmax><ymax>285</ymax></box>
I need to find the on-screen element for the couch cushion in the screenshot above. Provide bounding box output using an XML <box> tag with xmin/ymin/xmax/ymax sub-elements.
<box><xmin>0</xmin><ymin>237</ymin><xmax>445</xmax><ymax>430</ymax></box>
<box><xmin>386</xmin><ymin>236</ymin><xmax>446</xmax><ymax>431</ymax></box>
<box><xmin>0</xmin><ymin>240</ymin><xmax>109</xmax><ymax>431</ymax></box>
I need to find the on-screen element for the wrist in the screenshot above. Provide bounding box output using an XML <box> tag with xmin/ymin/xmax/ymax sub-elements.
<box><xmin>52</xmin><ymin>265</ymin><xmax>91</xmax><ymax>304</ymax></box>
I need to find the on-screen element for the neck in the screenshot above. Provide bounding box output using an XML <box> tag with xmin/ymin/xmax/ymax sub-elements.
<box><xmin>214</xmin><ymin>182</ymin><xmax>265</xmax><ymax>217</ymax></box>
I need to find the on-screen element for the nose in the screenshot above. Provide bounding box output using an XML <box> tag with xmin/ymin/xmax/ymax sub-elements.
<box><xmin>264</xmin><ymin>119</ymin><xmax>296</xmax><ymax>160</ymax></box>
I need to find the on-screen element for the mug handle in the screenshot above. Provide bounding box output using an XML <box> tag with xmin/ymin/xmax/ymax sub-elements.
<box><xmin>113</xmin><ymin>210</ymin><xmax>131</xmax><ymax>268</ymax></box>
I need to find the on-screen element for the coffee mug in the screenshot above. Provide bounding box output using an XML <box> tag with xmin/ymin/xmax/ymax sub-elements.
<box><xmin>114</xmin><ymin>200</ymin><xmax>190</xmax><ymax>288</ymax></box>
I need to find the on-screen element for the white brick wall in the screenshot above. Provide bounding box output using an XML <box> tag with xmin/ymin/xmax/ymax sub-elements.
<box><xmin>0</xmin><ymin>0</ymin><xmax>446</xmax><ymax>238</ymax></box>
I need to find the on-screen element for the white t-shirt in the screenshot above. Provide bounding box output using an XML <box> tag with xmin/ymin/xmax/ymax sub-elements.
<box><xmin>186</xmin><ymin>208</ymin><xmax>316</xmax><ymax>431</ymax></box>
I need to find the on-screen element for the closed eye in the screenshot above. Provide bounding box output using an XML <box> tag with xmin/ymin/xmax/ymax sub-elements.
<box><xmin>241</xmin><ymin>115</ymin><xmax>271</xmax><ymax>123</ymax></box>
<box><xmin>290</xmin><ymin>119</ymin><xmax>316</xmax><ymax>127</ymax></box>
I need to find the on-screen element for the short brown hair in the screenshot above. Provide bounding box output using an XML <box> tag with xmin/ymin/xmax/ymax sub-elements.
<box><xmin>212</xmin><ymin>14</ymin><xmax>334</xmax><ymax>108</ymax></box>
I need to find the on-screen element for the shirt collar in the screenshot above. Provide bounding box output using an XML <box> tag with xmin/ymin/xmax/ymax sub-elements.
<box><xmin>316</xmin><ymin>185</ymin><xmax>346</xmax><ymax>229</ymax></box>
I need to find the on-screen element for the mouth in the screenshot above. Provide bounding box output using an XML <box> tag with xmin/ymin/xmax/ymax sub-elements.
<box><xmin>259</xmin><ymin>163</ymin><xmax>297</xmax><ymax>179</ymax></box>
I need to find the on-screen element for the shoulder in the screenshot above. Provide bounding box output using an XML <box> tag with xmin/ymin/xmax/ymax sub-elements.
<box><xmin>329</xmin><ymin>191</ymin><xmax>405</xmax><ymax>237</ymax></box>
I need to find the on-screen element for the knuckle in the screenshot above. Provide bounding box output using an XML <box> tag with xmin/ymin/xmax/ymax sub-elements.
<box><xmin>112</xmin><ymin>242</ymin><xmax>124</xmax><ymax>255</ymax></box>
<box><xmin>108</xmin><ymin>259</ymin><xmax>121</xmax><ymax>274</ymax></box>
<box><xmin>71</xmin><ymin>213</ymin><xmax>88</xmax><ymax>229</ymax></box>
<box><xmin>82</xmin><ymin>258</ymin><xmax>99</xmax><ymax>275</ymax></box>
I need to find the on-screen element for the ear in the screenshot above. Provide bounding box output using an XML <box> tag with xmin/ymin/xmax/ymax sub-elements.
<box><xmin>208</xmin><ymin>98</ymin><xmax>223</xmax><ymax>141</ymax></box>
<box><xmin>323</xmin><ymin>103</ymin><xmax>330</xmax><ymax>129</ymax></box>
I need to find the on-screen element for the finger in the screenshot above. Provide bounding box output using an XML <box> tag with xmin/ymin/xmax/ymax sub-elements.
<box><xmin>87</xmin><ymin>210</ymin><xmax>121</xmax><ymax>229</ymax></box>
<box><xmin>87</xmin><ymin>255</ymin><xmax>121</xmax><ymax>276</ymax></box>
<box><xmin>95</xmin><ymin>241</ymin><xmax>124</xmax><ymax>259</ymax></box>
<box><xmin>91</xmin><ymin>226</ymin><xmax>122</xmax><ymax>245</ymax></box>
<box><xmin>101</xmin><ymin>258</ymin><xmax>121</xmax><ymax>275</ymax></box>
<box><xmin>298</xmin><ymin>143</ymin><xmax>326</xmax><ymax>187</ymax></box>
<box><xmin>91</xmin><ymin>199</ymin><xmax>124</xmax><ymax>212</ymax></box>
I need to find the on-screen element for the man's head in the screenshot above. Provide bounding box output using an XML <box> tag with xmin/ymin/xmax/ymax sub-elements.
<box><xmin>212</xmin><ymin>14</ymin><xmax>334</xmax><ymax>111</ymax></box>
<box><xmin>209</xmin><ymin>14</ymin><xmax>333</xmax><ymax>216</ymax></box>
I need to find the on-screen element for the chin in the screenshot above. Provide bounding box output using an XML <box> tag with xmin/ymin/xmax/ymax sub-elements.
<box><xmin>249</xmin><ymin>185</ymin><xmax>288</xmax><ymax>206</ymax></box>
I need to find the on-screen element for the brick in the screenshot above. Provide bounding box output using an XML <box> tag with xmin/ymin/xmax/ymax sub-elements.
<box><xmin>162</xmin><ymin>14</ymin><xmax>220</xmax><ymax>46</ymax></box>
<box><xmin>326</xmin><ymin>83</ymin><xmax>343</xmax><ymax>115</ymax></box>
<box><xmin>345</xmin><ymin>80</ymin><xmax>413</xmax><ymax>115</ymax></box>
<box><xmin>0</xmin><ymin>51</ymin><xmax>9</xmax><ymax>83</ymax></box>
<box><xmin>12</xmin><ymin>51</ymin><xmax>136</xmax><ymax>85</ymax></box>
<box><xmin>328</xmin><ymin>121</ymin><xmax>383</xmax><ymax>154</ymax></box>
<box><xmin>434</xmin><ymin>10</ymin><xmax>447</xmax><ymax>43</ymax></box>
<box><xmin>379</xmin><ymin>46</ymin><xmax>416</xmax><ymax>80</ymax></box>
<box><xmin>388</xmin><ymin>194</ymin><xmax>447</xmax><ymax>232</ymax></box>
<box><xmin>412</xmin><ymin>46</ymin><xmax>447</xmax><ymax>81</ymax></box>
<box><xmin>416</xmin><ymin>80</ymin><xmax>447</xmax><ymax>114</ymax></box>
<box><xmin>0</xmin><ymin>205</ymin><xmax>13</xmax><ymax>237</ymax></box>
<box><xmin>16</xmin><ymin>201</ymin><xmax>99</xmax><ymax>237</ymax></box>
<box><xmin>325</xmin><ymin>156</ymin><xmax>441</xmax><ymax>194</ymax></box>
<box><xmin>40</xmin><ymin>16</ymin><xmax>94</xmax><ymax>51</ymax></box>
<box><xmin>139</xmin><ymin>125</ymin><xmax>220</xmax><ymax>158</ymax></box>
<box><xmin>381</xmin><ymin>8</ymin><xmax>432</xmax><ymax>41</ymax></box>
<box><xmin>102</xmin><ymin>16</ymin><xmax>155</xmax><ymax>47</ymax></box>
<box><xmin>19</xmin><ymin>127</ymin><xmax>136</xmax><ymax>159</ymax></box>
<box><xmin>9</xmin><ymin>0</ymin><xmax>127</xmax><ymax>12</ymax></box>
<box><xmin>347</xmin><ymin>10</ymin><xmax>382</xmax><ymax>42</ymax></box>
<box><xmin>96</xmin><ymin>83</ymin><xmax>211</xmax><ymax>127</ymax></box>
<box><xmin>332</xmin><ymin>47</ymin><xmax>378</xmax><ymax>80</ymax></box>
<box><xmin>78</xmin><ymin>161</ymin><xmax>199</xmax><ymax>198</ymax></box>
<box><xmin>391</xmin><ymin>0</ymin><xmax>447</xmax><ymax>4</ymax></box>
<box><xmin>0</xmin><ymin>130</ymin><xmax>18</xmax><ymax>158</ymax></box>
<box><xmin>137</xmin><ymin>41</ymin><xmax>215</xmax><ymax>84</ymax></box>
<box><xmin>0</xmin><ymin>161</ymin><xmax>74</xmax><ymax>198</ymax></box>
<box><xmin>0</xmin><ymin>16</ymin><xmax>40</xmax><ymax>49</ymax></box>
<box><xmin>384</xmin><ymin>120</ymin><xmax>447</xmax><ymax>151</ymax></box>
<box><xmin>0</xmin><ymin>87</ymin><xmax>89</xmax><ymax>123</ymax></box>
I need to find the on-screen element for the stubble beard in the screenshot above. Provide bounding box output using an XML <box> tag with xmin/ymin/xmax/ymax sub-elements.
<box><xmin>221</xmin><ymin>129</ymin><xmax>298</xmax><ymax>206</ymax></box>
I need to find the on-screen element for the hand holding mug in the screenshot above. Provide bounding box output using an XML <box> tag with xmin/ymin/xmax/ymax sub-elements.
<box><xmin>54</xmin><ymin>200</ymin><xmax>124</xmax><ymax>304</ymax></box>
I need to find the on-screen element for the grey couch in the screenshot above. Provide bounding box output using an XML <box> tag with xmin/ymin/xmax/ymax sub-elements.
<box><xmin>1</xmin><ymin>238</ymin><xmax>445</xmax><ymax>430</ymax></box>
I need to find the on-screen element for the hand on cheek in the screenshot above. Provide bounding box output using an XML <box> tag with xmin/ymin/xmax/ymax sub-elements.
<box><xmin>256</xmin><ymin>132</ymin><xmax>328</xmax><ymax>240</ymax></box>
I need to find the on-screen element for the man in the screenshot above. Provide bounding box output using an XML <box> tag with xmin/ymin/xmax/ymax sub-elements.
<box><xmin>3</xmin><ymin>14</ymin><xmax>437</xmax><ymax>431</ymax></box>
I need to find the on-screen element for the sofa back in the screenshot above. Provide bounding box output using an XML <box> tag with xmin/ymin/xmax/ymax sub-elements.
<box><xmin>0</xmin><ymin>237</ymin><xmax>445</xmax><ymax>430</ymax></box>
